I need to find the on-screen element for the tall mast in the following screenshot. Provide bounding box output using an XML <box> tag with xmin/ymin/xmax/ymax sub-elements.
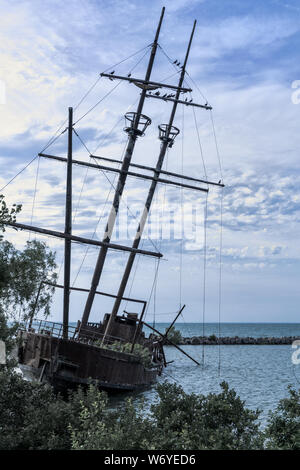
<box><xmin>63</xmin><ymin>107</ymin><xmax>73</xmax><ymax>339</ymax></box>
<box><xmin>104</xmin><ymin>21</ymin><xmax>197</xmax><ymax>340</ymax></box>
<box><xmin>81</xmin><ymin>7</ymin><xmax>165</xmax><ymax>326</ymax></box>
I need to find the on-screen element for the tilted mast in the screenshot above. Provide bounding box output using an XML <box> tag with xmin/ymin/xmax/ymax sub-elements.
<box><xmin>81</xmin><ymin>7</ymin><xmax>165</xmax><ymax>326</ymax></box>
<box><xmin>102</xmin><ymin>21</ymin><xmax>197</xmax><ymax>342</ymax></box>
<box><xmin>63</xmin><ymin>107</ymin><xmax>73</xmax><ymax>339</ymax></box>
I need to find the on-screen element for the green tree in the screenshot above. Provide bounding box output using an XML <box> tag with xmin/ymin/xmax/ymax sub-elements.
<box><xmin>0</xmin><ymin>195</ymin><xmax>22</xmax><ymax>289</ymax></box>
<box><xmin>0</xmin><ymin>239</ymin><xmax>57</xmax><ymax>322</ymax></box>
<box><xmin>265</xmin><ymin>386</ymin><xmax>300</xmax><ymax>450</ymax></box>
<box><xmin>0</xmin><ymin>194</ymin><xmax>21</xmax><ymax>240</ymax></box>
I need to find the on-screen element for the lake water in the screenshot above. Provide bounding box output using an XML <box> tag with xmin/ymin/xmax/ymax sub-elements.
<box><xmin>117</xmin><ymin>323</ymin><xmax>300</xmax><ymax>424</ymax></box>
<box><xmin>144</xmin><ymin>322</ymin><xmax>300</xmax><ymax>338</ymax></box>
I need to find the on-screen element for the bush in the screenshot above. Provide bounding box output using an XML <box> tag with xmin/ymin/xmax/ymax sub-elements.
<box><xmin>165</xmin><ymin>326</ymin><xmax>183</xmax><ymax>345</ymax></box>
<box><xmin>265</xmin><ymin>386</ymin><xmax>300</xmax><ymax>450</ymax></box>
<box><xmin>208</xmin><ymin>334</ymin><xmax>217</xmax><ymax>342</ymax></box>
<box><xmin>0</xmin><ymin>368</ymin><xmax>73</xmax><ymax>450</ymax></box>
<box><xmin>148</xmin><ymin>381</ymin><xmax>263</xmax><ymax>450</ymax></box>
<box><xmin>93</xmin><ymin>340</ymin><xmax>153</xmax><ymax>368</ymax></box>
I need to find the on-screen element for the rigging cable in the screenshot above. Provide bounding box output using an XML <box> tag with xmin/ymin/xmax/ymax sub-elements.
<box><xmin>71</xmin><ymin>177</ymin><xmax>117</xmax><ymax>287</ymax></box>
<box><xmin>73</xmin><ymin>128</ymin><xmax>161</xmax><ymax>253</ymax></box>
<box><xmin>73</xmin><ymin>81</ymin><xmax>123</xmax><ymax>126</ymax></box>
<box><xmin>192</xmin><ymin>106</ymin><xmax>208</xmax><ymax>181</ymax></box>
<box><xmin>101</xmin><ymin>44</ymin><xmax>151</xmax><ymax>74</ymax></box>
<box><xmin>39</xmin><ymin>44</ymin><xmax>151</xmax><ymax>154</ymax></box>
<box><xmin>210</xmin><ymin>110</ymin><xmax>223</xmax><ymax>181</ymax></box>
<box><xmin>218</xmin><ymin>187</ymin><xmax>224</xmax><ymax>375</ymax></box>
<box><xmin>73</xmin><ymin>46</ymin><xmax>151</xmax><ymax>127</ymax></box>
<box><xmin>179</xmin><ymin>104</ymin><xmax>184</xmax><ymax>311</ymax></box>
<box><xmin>202</xmin><ymin>192</ymin><xmax>208</xmax><ymax>368</ymax></box>
<box><xmin>29</xmin><ymin>155</ymin><xmax>41</xmax><ymax>241</ymax></box>
<box><xmin>0</xmin><ymin>155</ymin><xmax>38</xmax><ymax>193</ymax></box>
<box><xmin>122</xmin><ymin>239</ymin><xmax>145</xmax><ymax>313</ymax></box>
<box><xmin>153</xmin><ymin>258</ymin><xmax>158</xmax><ymax>329</ymax></box>
<box><xmin>70</xmin><ymin>137</ymin><xmax>129</xmax><ymax>286</ymax></box>
<box><xmin>39</xmin><ymin>75</ymin><xmax>105</xmax><ymax>154</ymax></box>
<box><xmin>144</xmin><ymin>257</ymin><xmax>160</xmax><ymax>323</ymax></box>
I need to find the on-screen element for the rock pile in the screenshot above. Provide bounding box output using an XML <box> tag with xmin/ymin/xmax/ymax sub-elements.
<box><xmin>178</xmin><ymin>336</ymin><xmax>300</xmax><ymax>345</ymax></box>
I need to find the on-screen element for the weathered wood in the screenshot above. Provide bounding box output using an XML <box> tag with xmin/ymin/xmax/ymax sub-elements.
<box><xmin>145</xmin><ymin>93</ymin><xmax>212</xmax><ymax>110</ymax></box>
<box><xmin>100</xmin><ymin>73</ymin><xmax>192</xmax><ymax>93</ymax></box>
<box><xmin>4</xmin><ymin>221</ymin><xmax>163</xmax><ymax>257</ymax></box>
<box><xmin>92</xmin><ymin>155</ymin><xmax>224</xmax><ymax>187</ymax></box>
<box><xmin>39</xmin><ymin>152</ymin><xmax>224</xmax><ymax>187</ymax></box>
<box><xmin>63</xmin><ymin>107</ymin><xmax>73</xmax><ymax>339</ymax></box>
<box><xmin>43</xmin><ymin>281</ymin><xmax>147</xmax><ymax>307</ymax></box>
<box><xmin>39</xmin><ymin>153</ymin><xmax>208</xmax><ymax>193</ymax></box>
<box><xmin>164</xmin><ymin>305</ymin><xmax>186</xmax><ymax>338</ymax></box>
<box><xmin>82</xmin><ymin>7</ymin><xmax>165</xmax><ymax>328</ymax></box>
<box><xmin>111</xmin><ymin>23</ymin><xmax>198</xmax><ymax>328</ymax></box>
<box><xmin>143</xmin><ymin>321</ymin><xmax>200</xmax><ymax>366</ymax></box>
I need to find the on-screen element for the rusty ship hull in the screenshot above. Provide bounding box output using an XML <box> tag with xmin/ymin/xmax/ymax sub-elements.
<box><xmin>17</xmin><ymin>315</ymin><xmax>162</xmax><ymax>392</ymax></box>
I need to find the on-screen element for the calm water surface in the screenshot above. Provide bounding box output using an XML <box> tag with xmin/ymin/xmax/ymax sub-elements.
<box><xmin>114</xmin><ymin>323</ymin><xmax>300</xmax><ymax>424</ymax></box>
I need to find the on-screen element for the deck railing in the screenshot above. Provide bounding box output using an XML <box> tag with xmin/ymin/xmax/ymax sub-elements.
<box><xmin>21</xmin><ymin>319</ymin><xmax>130</xmax><ymax>349</ymax></box>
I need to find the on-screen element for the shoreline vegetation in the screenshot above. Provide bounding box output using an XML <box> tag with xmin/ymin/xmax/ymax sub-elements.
<box><xmin>1</xmin><ymin>313</ymin><xmax>299</xmax><ymax>450</ymax></box>
<box><xmin>1</xmin><ymin>364</ymin><xmax>299</xmax><ymax>450</ymax></box>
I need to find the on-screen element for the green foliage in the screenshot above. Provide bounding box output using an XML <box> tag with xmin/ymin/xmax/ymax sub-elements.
<box><xmin>94</xmin><ymin>341</ymin><xmax>153</xmax><ymax>368</ymax></box>
<box><xmin>265</xmin><ymin>386</ymin><xmax>300</xmax><ymax>449</ymax></box>
<box><xmin>70</xmin><ymin>389</ymin><xmax>150</xmax><ymax>450</ymax></box>
<box><xmin>0</xmin><ymin>194</ymin><xmax>22</xmax><ymax>241</ymax></box>
<box><xmin>0</xmin><ymin>307</ymin><xmax>19</xmax><ymax>368</ymax></box>
<box><xmin>0</xmin><ymin>367</ymin><xmax>77</xmax><ymax>450</ymax></box>
<box><xmin>209</xmin><ymin>334</ymin><xmax>217</xmax><ymax>342</ymax></box>
<box><xmin>69</xmin><ymin>380</ymin><xmax>264</xmax><ymax>450</ymax></box>
<box><xmin>0</xmin><ymin>239</ymin><xmax>57</xmax><ymax>321</ymax></box>
<box><xmin>0</xmin><ymin>195</ymin><xmax>22</xmax><ymax>289</ymax></box>
<box><xmin>148</xmin><ymin>381</ymin><xmax>263</xmax><ymax>450</ymax></box>
<box><xmin>165</xmin><ymin>326</ymin><xmax>183</xmax><ymax>345</ymax></box>
<box><xmin>0</xmin><ymin>308</ymin><xmax>18</xmax><ymax>356</ymax></box>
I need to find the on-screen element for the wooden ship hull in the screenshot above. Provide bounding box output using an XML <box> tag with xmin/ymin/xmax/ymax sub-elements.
<box><xmin>17</xmin><ymin>314</ymin><xmax>164</xmax><ymax>392</ymax></box>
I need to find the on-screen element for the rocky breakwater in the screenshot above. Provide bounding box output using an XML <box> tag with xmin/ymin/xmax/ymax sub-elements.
<box><xmin>179</xmin><ymin>335</ymin><xmax>300</xmax><ymax>345</ymax></box>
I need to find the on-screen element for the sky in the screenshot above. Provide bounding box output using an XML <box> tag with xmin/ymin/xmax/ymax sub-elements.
<box><xmin>0</xmin><ymin>0</ymin><xmax>300</xmax><ymax>324</ymax></box>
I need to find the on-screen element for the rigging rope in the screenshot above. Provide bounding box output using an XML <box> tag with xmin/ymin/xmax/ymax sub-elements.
<box><xmin>70</xmin><ymin>136</ymin><xmax>128</xmax><ymax>286</ymax></box>
<box><xmin>74</xmin><ymin>46</ymin><xmax>151</xmax><ymax>127</ymax></box>
<box><xmin>202</xmin><ymin>192</ymin><xmax>208</xmax><ymax>368</ymax></box>
<box><xmin>144</xmin><ymin>257</ymin><xmax>160</xmax><ymax>323</ymax></box>
<box><xmin>218</xmin><ymin>187</ymin><xmax>224</xmax><ymax>375</ymax></box>
<box><xmin>29</xmin><ymin>155</ymin><xmax>41</xmax><ymax>241</ymax></box>
<box><xmin>0</xmin><ymin>155</ymin><xmax>38</xmax><ymax>193</ymax></box>
<box><xmin>71</xmin><ymin>176</ymin><xmax>117</xmax><ymax>287</ymax></box>
<box><xmin>73</xmin><ymin>81</ymin><xmax>123</xmax><ymax>126</ymax></box>
<box><xmin>210</xmin><ymin>110</ymin><xmax>223</xmax><ymax>181</ymax></box>
<box><xmin>153</xmin><ymin>258</ymin><xmax>159</xmax><ymax>329</ymax></box>
<box><xmin>39</xmin><ymin>44</ymin><xmax>151</xmax><ymax>154</ymax></box>
<box><xmin>73</xmin><ymin>128</ymin><xmax>161</xmax><ymax>253</ymax></box>
<box><xmin>73</xmin><ymin>76</ymin><xmax>102</xmax><ymax>112</ymax></box>
<box><xmin>122</xmin><ymin>239</ymin><xmax>144</xmax><ymax>313</ymax></box>
<box><xmin>192</xmin><ymin>106</ymin><xmax>208</xmax><ymax>181</ymax></box>
<box><xmin>101</xmin><ymin>44</ymin><xmax>151</xmax><ymax>74</ymax></box>
<box><xmin>179</xmin><ymin>104</ymin><xmax>184</xmax><ymax>311</ymax></box>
